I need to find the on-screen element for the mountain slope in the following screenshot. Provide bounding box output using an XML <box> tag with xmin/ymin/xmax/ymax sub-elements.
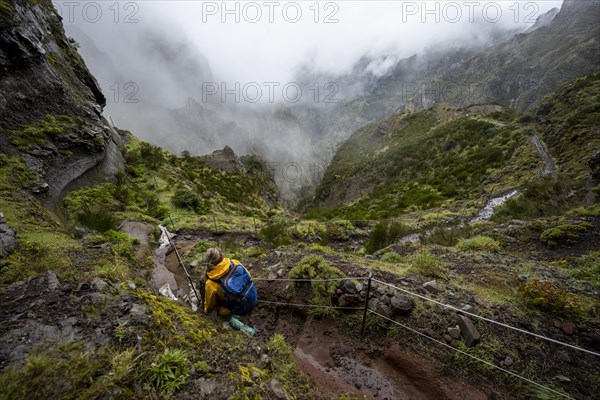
<box><xmin>308</xmin><ymin>72</ymin><xmax>600</xmax><ymax>220</ymax></box>
<box><xmin>0</xmin><ymin>0</ymin><xmax>117</xmax><ymax>209</ymax></box>
<box><xmin>409</xmin><ymin>0</ymin><xmax>600</xmax><ymax>111</ymax></box>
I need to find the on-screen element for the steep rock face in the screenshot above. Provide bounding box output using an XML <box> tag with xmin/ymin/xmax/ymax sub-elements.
<box><xmin>0</xmin><ymin>0</ymin><xmax>105</xmax><ymax>128</ymax></box>
<box><xmin>410</xmin><ymin>0</ymin><xmax>600</xmax><ymax>111</ymax></box>
<box><xmin>0</xmin><ymin>0</ymin><xmax>121</xmax><ymax>209</ymax></box>
<box><xmin>201</xmin><ymin>145</ymin><xmax>245</xmax><ymax>174</ymax></box>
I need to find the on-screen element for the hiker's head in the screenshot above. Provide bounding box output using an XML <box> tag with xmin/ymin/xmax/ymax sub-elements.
<box><xmin>205</xmin><ymin>247</ymin><xmax>224</xmax><ymax>269</ymax></box>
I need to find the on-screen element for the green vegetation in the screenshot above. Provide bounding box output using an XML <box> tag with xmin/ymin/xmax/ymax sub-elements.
<box><xmin>519</xmin><ymin>280</ymin><xmax>589</xmax><ymax>316</ymax></box>
<box><xmin>536</xmin><ymin>72</ymin><xmax>600</xmax><ymax>199</ymax></box>
<box><xmin>308</xmin><ymin>108</ymin><xmax>528</xmax><ymax>219</ymax></box>
<box><xmin>172</xmin><ymin>187</ymin><xmax>210</xmax><ymax>213</ymax></box>
<box><xmin>5</xmin><ymin>115</ymin><xmax>73</xmax><ymax>151</ymax></box>
<box><xmin>540</xmin><ymin>221</ymin><xmax>592</xmax><ymax>248</ymax></box>
<box><xmin>260</xmin><ymin>214</ymin><xmax>292</xmax><ymax>247</ymax></box>
<box><xmin>0</xmin><ymin>342</ymin><xmax>140</xmax><ymax>400</ymax></box>
<box><xmin>421</xmin><ymin>224</ymin><xmax>473</xmax><ymax>247</ymax></box>
<box><xmin>266</xmin><ymin>333</ymin><xmax>292</xmax><ymax>357</ymax></box>
<box><xmin>380</xmin><ymin>251</ymin><xmax>403</xmax><ymax>263</ymax></box>
<box><xmin>365</xmin><ymin>220</ymin><xmax>410</xmax><ymax>253</ymax></box>
<box><xmin>457</xmin><ymin>236</ymin><xmax>501</xmax><ymax>252</ymax></box>
<box><xmin>492</xmin><ymin>177</ymin><xmax>572</xmax><ymax>221</ymax></box>
<box><xmin>0</xmin><ymin>0</ymin><xmax>14</xmax><ymax>23</ymax></box>
<box><xmin>570</xmin><ymin>251</ymin><xmax>600</xmax><ymax>285</ymax></box>
<box><xmin>409</xmin><ymin>250</ymin><xmax>447</xmax><ymax>278</ymax></box>
<box><xmin>289</xmin><ymin>255</ymin><xmax>345</xmax><ymax>317</ymax></box>
<box><xmin>150</xmin><ymin>348</ymin><xmax>190</xmax><ymax>396</ymax></box>
<box><xmin>76</xmin><ymin>206</ymin><xmax>119</xmax><ymax>232</ymax></box>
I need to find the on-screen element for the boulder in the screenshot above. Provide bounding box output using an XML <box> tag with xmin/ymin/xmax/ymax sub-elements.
<box><xmin>561</xmin><ymin>321</ymin><xmax>576</xmax><ymax>335</ymax></box>
<box><xmin>502</xmin><ymin>356</ymin><xmax>514</xmax><ymax>367</ymax></box>
<box><xmin>368</xmin><ymin>298</ymin><xmax>379</xmax><ymax>311</ymax></box>
<box><xmin>46</xmin><ymin>271</ymin><xmax>60</xmax><ymax>291</ymax></box>
<box><xmin>127</xmin><ymin>304</ymin><xmax>148</xmax><ymax>324</ymax></box>
<box><xmin>91</xmin><ymin>277</ymin><xmax>108</xmax><ymax>291</ymax></box>
<box><xmin>269</xmin><ymin>378</ymin><xmax>290</xmax><ymax>400</ymax></box>
<box><xmin>376</xmin><ymin>303</ymin><xmax>393</xmax><ymax>319</ymax></box>
<box><xmin>457</xmin><ymin>315</ymin><xmax>481</xmax><ymax>347</ymax></box>
<box><xmin>338</xmin><ymin>294</ymin><xmax>360</xmax><ymax>308</ymax></box>
<box><xmin>0</xmin><ymin>215</ymin><xmax>17</xmax><ymax>257</ymax></box>
<box><xmin>557</xmin><ymin>350</ymin><xmax>572</xmax><ymax>363</ymax></box>
<box><xmin>342</xmin><ymin>280</ymin><xmax>357</xmax><ymax>294</ymax></box>
<box><xmin>448</xmin><ymin>326</ymin><xmax>461</xmax><ymax>339</ymax></box>
<box><xmin>390</xmin><ymin>295</ymin><xmax>414</xmax><ymax>316</ymax></box>
<box><xmin>423</xmin><ymin>280</ymin><xmax>442</xmax><ymax>294</ymax></box>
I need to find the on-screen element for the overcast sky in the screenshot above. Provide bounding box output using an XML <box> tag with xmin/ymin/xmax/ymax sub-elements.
<box><xmin>57</xmin><ymin>1</ymin><xmax>564</xmax><ymax>93</ymax></box>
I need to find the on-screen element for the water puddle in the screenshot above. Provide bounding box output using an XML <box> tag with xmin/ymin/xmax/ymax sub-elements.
<box><xmin>151</xmin><ymin>225</ymin><xmax>200</xmax><ymax>311</ymax></box>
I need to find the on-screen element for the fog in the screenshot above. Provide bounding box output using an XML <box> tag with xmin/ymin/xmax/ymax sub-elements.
<box><xmin>54</xmin><ymin>0</ymin><xmax>563</xmax><ymax>201</ymax></box>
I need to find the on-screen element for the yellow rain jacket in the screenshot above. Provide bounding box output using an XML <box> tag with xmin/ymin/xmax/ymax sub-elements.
<box><xmin>204</xmin><ymin>258</ymin><xmax>244</xmax><ymax>316</ymax></box>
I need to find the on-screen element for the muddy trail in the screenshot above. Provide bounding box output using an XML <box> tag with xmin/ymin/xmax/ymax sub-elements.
<box><xmin>139</xmin><ymin>227</ymin><xmax>507</xmax><ymax>400</ymax></box>
<box><xmin>251</xmin><ymin>312</ymin><xmax>496</xmax><ymax>400</ymax></box>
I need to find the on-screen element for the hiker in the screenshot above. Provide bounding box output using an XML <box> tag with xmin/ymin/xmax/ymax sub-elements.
<box><xmin>203</xmin><ymin>247</ymin><xmax>257</xmax><ymax>335</ymax></box>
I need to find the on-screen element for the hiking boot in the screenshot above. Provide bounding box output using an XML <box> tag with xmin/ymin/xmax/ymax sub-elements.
<box><xmin>229</xmin><ymin>316</ymin><xmax>256</xmax><ymax>336</ymax></box>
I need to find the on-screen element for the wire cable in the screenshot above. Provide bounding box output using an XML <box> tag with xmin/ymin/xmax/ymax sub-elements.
<box><xmin>253</xmin><ymin>276</ymin><xmax>369</xmax><ymax>282</ymax></box>
<box><xmin>257</xmin><ymin>299</ymin><xmax>362</xmax><ymax>310</ymax></box>
<box><xmin>372</xmin><ymin>278</ymin><xmax>600</xmax><ymax>357</ymax></box>
<box><xmin>368</xmin><ymin>309</ymin><xmax>574</xmax><ymax>400</ymax></box>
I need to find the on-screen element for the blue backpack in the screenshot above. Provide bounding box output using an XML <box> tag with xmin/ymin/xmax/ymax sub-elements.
<box><xmin>213</xmin><ymin>260</ymin><xmax>258</xmax><ymax>315</ymax></box>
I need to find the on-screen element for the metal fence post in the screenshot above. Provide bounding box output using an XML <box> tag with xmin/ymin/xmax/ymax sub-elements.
<box><xmin>361</xmin><ymin>273</ymin><xmax>373</xmax><ymax>337</ymax></box>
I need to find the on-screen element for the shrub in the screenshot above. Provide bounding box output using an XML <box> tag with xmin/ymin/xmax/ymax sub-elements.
<box><xmin>260</xmin><ymin>215</ymin><xmax>291</xmax><ymax>247</ymax></box>
<box><xmin>77</xmin><ymin>206</ymin><xmax>118</xmax><ymax>232</ymax></box>
<box><xmin>309</xmin><ymin>244</ymin><xmax>333</xmax><ymax>254</ymax></box>
<box><xmin>540</xmin><ymin>221</ymin><xmax>592</xmax><ymax>248</ymax></box>
<box><xmin>139</xmin><ymin>141</ymin><xmax>165</xmax><ymax>170</ymax></box>
<box><xmin>94</xmin><ymin>257</ymin><xmax>132</xmax><ymax>282</ymax></box>
<box><xmin>266</xmin><ymin>333</ymin><xmax>292</xmax><ymax>357</ymax></box>
<box><xmin>421</xmin><ymin>224</ymin><xmax>473</xmax><ymax>247</ymax></box>
<box><xmin>366</xmin><ymin>221</ymin><xmax>410</xmax><ymax>253</ymax></box>
<box><xmin>171</xmin><ymin>188</ymin><xmax>208</xmax><ymax>213</ymax></box>
<box><xmin>289</xmin><ymin>255</ymin><xmax>345</xmax><ymax>316</ymax></box>
<box><xmin>491</xmin><ymin>177</ymin><xmax>572</xmax><ymax>221</ymax></box>
<box><xmin>519</xmin><ymin>280</ymin><xmax>585</xmax><ymax>315</ymax></box>
<box><xmin>456</xmin><ymin>236</ymin><xmax>501</xmax><ymax>252</ymax></box>
<box><xmin>150</xmin><ymin>348</ymin><xmax>190</xmax><ymax>396</ymax></box>
<box><xmin>570</xmin><ymin>251</ymin><xmax>600</xmax><ymax>285</ymax></box>
<box><xmin>409</xmin><ymin>250</ymin><xmax>446</xmax><ymax>278</ymax></box>
<box><xmin>325</xmin><ymin>223</ymin><xmax>348</xmax><ymax>241</ymax></box>
<box><xmin>380</xmin><ymin>251</ymin><xmax>403</xmax><ymax>263</ymax></box>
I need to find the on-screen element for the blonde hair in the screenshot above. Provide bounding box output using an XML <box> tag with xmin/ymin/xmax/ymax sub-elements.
<box><xmin>205</xmin><ymin>247</ymin><xmax>224</xmax><ymax>269</ymax></box>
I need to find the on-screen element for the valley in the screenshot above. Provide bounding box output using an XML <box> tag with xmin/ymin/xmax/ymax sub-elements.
<box><xmin>1</xmin><ymin>0</ymin><xmax>599</xmax><ymax>399</ymax></box>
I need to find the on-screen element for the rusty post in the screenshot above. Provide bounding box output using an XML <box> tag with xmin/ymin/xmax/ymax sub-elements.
<box><xmin>361</xmin><ymin>273</ymin><xmax>373</xmax><ymax>337</ymax></box>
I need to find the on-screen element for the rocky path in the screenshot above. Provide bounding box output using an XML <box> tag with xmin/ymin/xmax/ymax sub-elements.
<box><xmin>531</xmin><ymin>132</ymin><xmax>558</xmax><ymax>177</ymax></box>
